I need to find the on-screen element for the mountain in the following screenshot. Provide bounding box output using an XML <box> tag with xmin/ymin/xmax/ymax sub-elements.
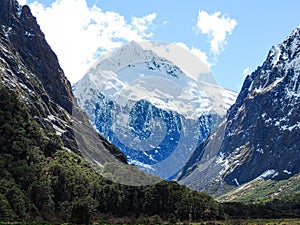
<box><xmin>0</xmin><ymin>85</ymin><xmax>225</xmax><ymax>223</ymax></box>
<box><xmin>0</xmin><ymin>0</ymin><xmax>128</xmax><ymax>167</ymax></box>
<box><xmin>73</xmin><ymin>41</ymin><xmax>237</xmax><ymax>179</ymax></box>
<box><xmin>1</xmin><ymin>1</ymin><xmax>300</xmax><ymax>223</ymax></box>
<box><xmin>177</xmin><ymin>26</ymin><xmax>300</xmax><ymax>196</ymax></box>
<box><xmin>0</xmin><ymin>2</ymin><xmax>229</xmax><ymax>223</ymax></box>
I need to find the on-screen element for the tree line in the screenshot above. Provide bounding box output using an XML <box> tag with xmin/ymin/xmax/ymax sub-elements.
<box><xmin>0</xmin><ymin>85</ymin><xmax>299</xmax><ymax>224</ymax></box>
<box><xmin>0</xmin><ymin>85</ymin><xmax>223</xmax><ymax>223</ymax></box>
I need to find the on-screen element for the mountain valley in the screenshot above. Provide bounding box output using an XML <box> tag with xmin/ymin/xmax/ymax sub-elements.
<box><xmin>0</xmin><ymin>0</ymin><xmax>299</xmax><ymax>223</ymax></box>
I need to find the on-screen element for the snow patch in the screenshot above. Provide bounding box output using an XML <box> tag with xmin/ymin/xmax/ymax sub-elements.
<box><xmin>129</xmin><ymin>160</ymin><xmax>155</xmax><ymax>171</ymax></box>
<box><xmin>281</xmin><ymin>122</ymin><xmax>300</xmax><ymax>131</ymax></box>
<box><xmin>216</xmin><ymin>152</ymin><xmax>226</xmax><ymax>164</ymax></box>
<box><xmin>270</xmin><ymin>45</ymin><xmax>281</xmax><ymax>68</ymax></box>
<box><xmin>259</xmin><ymin>169</ymin><xmax>278</xmax><ymax>179</ymax></box>
<box><xmin>47</xmin><ymin>114</ymin><xmax>56</xmax><ymax>121</ymax></box>
<box><xmin>256</xmin><ymin>148</ymin><xmax>264</xmax><ymax>154</ymax></box>
<box><xmin>25</xmin><ymin>31</ymin><xmax>35</xmax><ymax>37</ymax></box>
<box><xmin>233</xmin><ymin>178</ymin><xmax>240</xmax><ymax>186</ymax></box>
<box><xmin>52</xmin><ymin>124</ymin><xmax>66</xmax><ymax>136</ymax></box>
<box><xmin>254</xmin><ymin>76</ymin><xmax>284</xmax><ymax>95</ymax></box>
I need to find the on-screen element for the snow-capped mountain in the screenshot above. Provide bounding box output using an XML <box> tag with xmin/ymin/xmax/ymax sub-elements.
<box><xmin>177</xmin><ymin>26</ymin><xmax>300</xmax><ymax>195</ymax></box>
<box><xmin>74</xmin><ymin>41</ymin><xmax>237</xmax><ymax>179</ymax></box>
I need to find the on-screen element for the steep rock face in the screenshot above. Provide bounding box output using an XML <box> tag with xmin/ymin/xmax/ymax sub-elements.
<box><xmin>1</xmin><ymin>0</ymin><xmax>73</xmax><ymax>113</ymax></box>
<box><xmin>0</xmin><ymin>0</ymin><xmax>126</xmax><ymax>164</ymax></box>
<box><xmin>0</xmin><ymin>0</ymin><xmax>16</xmax><ymax>25</ymax></box>
<box><xmin>220</xmin><ymin>28</ymin><xmax>300</xmax><ymax>184</ymax></box>
<box><xmin>74</xmin><ymin>41</ymin><xmax>237</xmax><ymax>179</ymax></box>
<box><xmin>178</xmin><ymin>26</ymin><xmax>300</xmax><ymax>194</ymax></box>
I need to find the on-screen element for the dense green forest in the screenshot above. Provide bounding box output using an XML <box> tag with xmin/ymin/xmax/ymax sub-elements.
<box><xmin>0</xmin><ymin>85</ymin><xmax>224</xmax><ymax>223</ymax></box>
<box><xmin>0</xmin><ymin>85</ymin><xmax>300</xmax><ymax>224</ymax></box>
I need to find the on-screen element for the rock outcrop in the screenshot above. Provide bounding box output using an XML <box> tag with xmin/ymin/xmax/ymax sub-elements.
<box><xmin>177</xmin><ymin>26</ymin><xmax>300</xmax><ymax>195</ymax></box>
<box><xmin>0</xmin><ymin>0</ymin><xmax>127</xmax><ymax>165</ymax></box>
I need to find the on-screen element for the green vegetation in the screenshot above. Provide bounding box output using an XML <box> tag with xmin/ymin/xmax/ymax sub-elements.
<box><xmin>1</xmin><ymin>85</ymin><xmax>300</xmax><ymax>224</ymax></box>
<box><xmin>0</xmin><ymin>86</ymin><xmax>223</xmax><ymax>223</ymax></box>
<box><xmin>218</xmin><ymin>173</ymin><xmax>300</xmax><ymax>220</ymax></box>
<box><xmin>1</xmin><ymin>218</ymin><xmax>300</xmax><ymax>224</ymax></box>
<box><xmin>222</xmin><ymin>195</ymin><xmax>300</xmax><ymax>220</ymax></box>
<box><xmin>218</xmin><ymin>174</ymin><xmax>300</xmax><ymax>203</ymax></box>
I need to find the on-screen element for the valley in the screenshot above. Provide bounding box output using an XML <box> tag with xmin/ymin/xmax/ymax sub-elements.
<box><xmin>0</xmin><ymin>0</ymin><xmax>299</xmax><ymax>224</ymax></box>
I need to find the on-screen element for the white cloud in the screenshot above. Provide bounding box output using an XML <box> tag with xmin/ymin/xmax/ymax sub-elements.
<box><xmin>18</xmin><ymin>0</ymin><xmax>27</xmax><ymax>5</ymax></box>
<box><xmin>175</xmin><ymin>42</ymin><xmax>211</xmax><ymax>69</ymax></box>
<box><xmin>132</xmin><ymin>13</ymin><xmax>157</xmax><ymax>38</ymax></box>
<box><xmin>28</xmin><ymin>0</ymin><xmax>157</xmax><ymax>83</ymax></box>
<box><xmin>194</xmin><ymin>10</ymin><xmax>237</xmax><ymax>55</ymax></box>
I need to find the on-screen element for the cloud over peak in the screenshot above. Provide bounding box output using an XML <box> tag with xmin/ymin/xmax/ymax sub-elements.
<box><xmin>28</xmin><ymin>0</ymin><xmax>157</xmax><ymax>83</ymax></box>
<box><xmin>195</xmin><ymin>10</ymin><xmax>237</xmax><ymax>56</ymax></box>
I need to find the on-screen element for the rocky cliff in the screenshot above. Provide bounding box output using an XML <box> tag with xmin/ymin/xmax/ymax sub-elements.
<box><xmin>178</xmin><ymin>26</ymin><xmax>300</xmax><ymax>195</ymax></box>
<box><xmin>0</xmin><ymin>0</ymin><xmax>127</xmax><ymax>165</ymax></box>
<box><xmin>73</xmin><ymin>41</ymin><xmax>237</xmax><ymax>179</ymax></box>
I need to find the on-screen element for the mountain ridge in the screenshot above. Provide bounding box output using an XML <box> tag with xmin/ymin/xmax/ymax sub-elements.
<box><xmin>0</xmin><ymin>0</ymin><xmax>127</xmax><ymax>164</ymax></box>
<box><xmin>1</xmin><ymin>1</ymin><xmax>300</xmax><ymax>222</ymax></box>
<box><xmin>73</xmin><ymin>41</ymin><xmax>237</xmax><ymax>179</ymax></box>
<box><xmin>177</xmin><ymin>25</ymin><xmax>300</xmax><ymax>196</ymax></box>
<box><xmin>0</xmin><ymin>5</ymin><xmax>226</xmax><ymax>220</ymax></box>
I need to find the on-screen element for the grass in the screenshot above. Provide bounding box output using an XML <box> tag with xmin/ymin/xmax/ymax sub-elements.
<box><xmin>197</xmin><ymin>218</ymin><xmax>300</xmax><ymax>224</ymax></box>
<box><xmin>1</xmin><ymin>218</ymin><xmax>300</xmax><ymax>225</ymax></box>
<box><xmin>217</xmin><ymin>173</ymin><xmax>300</xmax><ymax>203</ymax></box>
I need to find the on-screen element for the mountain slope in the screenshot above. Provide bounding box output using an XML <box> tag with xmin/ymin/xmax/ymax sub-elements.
<box><xmin>74</xmin><ymin>41</ymin><xmax>237</xmax><ymax>179</ymax></box>
<box><xmin>0</xmin><ymin>84</ymin><xmax>225</xmax><ymax>223</ymax></box>
<box><xmin>1</xmin><ymin>1</ymin><xmax>300</xmax><ymax>223</ymax></box>
<box><xmin>218</xmin><ymin>172</ymin><xmax>300</xmax><ymax>203</ymax></box>
<box><xmin>177</xmin><ymin>26</ymin><xmax>300</xmax><ymax>196</ymax></box>
<box><xmin>0</xmin><ymin>0</ymin><xmax>126</xmax><ymax>166</ymax></box>
<box><xmin>0</xmin><ymin>2</ymin><xmax>228</xmax><ymax>223</ymax></box>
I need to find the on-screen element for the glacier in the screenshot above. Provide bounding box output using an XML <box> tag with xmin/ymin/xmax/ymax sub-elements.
<box><xmin>73</xmin><ymin>41</ymin><xmax>237</xmax><ymax>179</ymax></box>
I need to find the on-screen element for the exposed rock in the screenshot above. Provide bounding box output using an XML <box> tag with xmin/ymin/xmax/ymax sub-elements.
<box><xmin>177</xmin><ymin>26</ymin><xmax>300</xmax><ymax>196</ymax></box>
<box><xmin>0</xmin><ymin>0</ymin><xmax>127</xmax><ymax>165</ymax></box>
<box><xmin>73</xmin><ymin>41</ymin><xmax>237</xmax><ymax>179</ymax></box>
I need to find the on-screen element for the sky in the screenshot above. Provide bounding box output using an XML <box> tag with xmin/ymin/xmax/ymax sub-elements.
<box><xmin>20</xmin><ymin>0</ymin><xmax>300</xmax><ymax>91</ymax></box>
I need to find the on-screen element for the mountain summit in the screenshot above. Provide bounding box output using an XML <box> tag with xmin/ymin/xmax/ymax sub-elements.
<box><xmin>74</xmin><ymin>41</ymin><xmax>237</xmax><ymax>179</ymax></box>
<box><xmin>177</xmin><ymin>26</ymin><xmax>300</xmax><ymax>195</ymax></box>
<box><xmin>0</xmin><ymin>2</ymin><xmax>227</xmax><ymax>222</ymax></box>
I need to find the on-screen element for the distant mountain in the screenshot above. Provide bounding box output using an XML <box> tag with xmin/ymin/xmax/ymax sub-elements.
<box><xmin>1</xmin><ymin>1</ymin><xmax>300</xmax><ymax>223</ymax></box>
<box><xmin>0</xmin><ymin>0</ymin><xmax>127</xmax><ymax>166</ymax></box>
<box><xmin>177</xmin><ymin>26</ymin><xmax>300</xmax><ymax>196</ymax></box>
<box><xmin>0</xmin><ymin>3</ymin><xmax>229</xmax><ymax>223</ymax></box>
<box><xmin>73</xmin><ymin>41</ymin><xmax>237</xmax><ymax>179</ymax></box>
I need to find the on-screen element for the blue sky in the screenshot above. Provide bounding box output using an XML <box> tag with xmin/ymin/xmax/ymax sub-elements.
<box><xmin>23</xmin><ymin>0</ymin><xmax>300</xmax><ymax>91</ymax></box>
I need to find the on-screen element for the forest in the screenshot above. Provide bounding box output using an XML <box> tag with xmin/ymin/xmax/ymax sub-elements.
<box><xmin>0</xmin><ymin>85</ymin><xmax>299</xmax><ymax>224</ymax></box>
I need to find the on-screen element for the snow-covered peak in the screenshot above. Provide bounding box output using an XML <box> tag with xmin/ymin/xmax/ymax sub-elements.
<box><xmin>270</xmin><ymin>26</ymin><xmax>300</xmax><ymax>70</ymax></box>
<box><xmin>89</xmin><ymin>41</ymin><xmax>185</xmax><ymax>79</ymax></box>
<box><xmin>90</xmin><ymin>41</ymin><xmax>212</xmax><ymax>83</ymax></box>
<box><xmin>74</xmin><ymin>41</ymin><xmax>237</xmax><ymax>119</ymax></box>
<box><xmin>178</xmin><ymin>25</ymin><xmax>300</xmax><ymax>193</ymax></box>
<box><xmin>287</xmin><ymin>24</ymin><xmax>300</xmax><ymax>40</ymax></box>
<box><xmin>90</xmin><ymin>41</ymin><xmax>154</xmax><ymax>72</ymax></box>
<box><xmin>73</xmin><ymin>41</ymin><xmax>238</xmax><ymax>179</ymax></box>
<box><xmin>245</xmin><ymin>26</ymin><xmax>300</xmax><ymax>99</ymax></box>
